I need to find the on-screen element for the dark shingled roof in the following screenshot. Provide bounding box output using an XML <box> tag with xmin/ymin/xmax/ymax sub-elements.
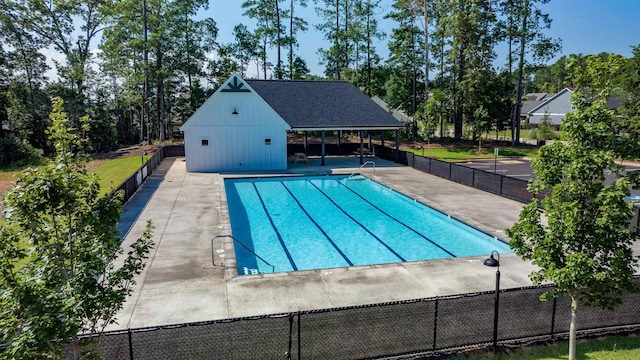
<box><xmin>520</xmin><ymin>100</ymin><xmax>546</xmax><ymax>115</ymax></box>
<box><xmin>245</xmin><ymin>79</ymin><xmax>404</xmax><ymax>130</ymax></box>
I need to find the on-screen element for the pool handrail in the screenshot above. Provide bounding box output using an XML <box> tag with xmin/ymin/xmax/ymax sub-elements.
<box><xmin>211</xmin><ymin>235</ymin><xmax>275</xmax><ymax>273</ymax></box>
<box><xmin>348</xmin><ymin>161</ymin><xmax>376</xmax><ymax>180</ymax></box>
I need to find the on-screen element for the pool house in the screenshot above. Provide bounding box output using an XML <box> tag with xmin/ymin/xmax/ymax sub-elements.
<box><xmin>180</xmin><ymin>74</ymin><xmax>405</xmax><ymax>172</ymax></box>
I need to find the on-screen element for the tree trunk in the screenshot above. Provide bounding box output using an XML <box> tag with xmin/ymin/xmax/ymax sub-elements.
<box><xmin>569</xmin><ymin>294</ymin><xmax>578</xmax><ymax>360</ymax></box>
<box><xmin>424</xmin><ymin>0</ymin><xmax>429</xmax><ymax>102</ymax></box>
<box><xmin>143</xmin><ymin>0</ymin><xmax>149</xmax><ymax>144</ymax></box>
<box><xmin>289</xmin><ymin>0</ymin><xmax>294</xmax><ymax>79</ymax></box>
<box><xmin>512</xmin><ymin>0</ymin><xmax>529</xmax><ymax>146</ymax></box>
<box><xmin>335</xmin><ymin>0</ymin><xmax>341</xmax><ymax>80</ymax></box>
<box><xmin>275</xmin><ymin>0</ymin><xmax>282</xmax><ymax>79</ymax></box>
<box><xmin>344</xmin><ymin>0</ymin><xmax>350</xmax><ymax>73</ymax></box>
<box><xmin>366</xmin><ymin>0</ymin><xmax>371</xmax><ymax>96</ymax></box>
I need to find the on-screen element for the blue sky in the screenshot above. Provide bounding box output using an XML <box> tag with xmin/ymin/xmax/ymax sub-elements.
<box><xmin>203</xmin><ymin>0</ymin><xmax>640</xmax><ymax>78</ymax></box>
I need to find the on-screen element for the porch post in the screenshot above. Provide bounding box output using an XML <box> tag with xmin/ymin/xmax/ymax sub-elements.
<box><xmin>304</xmin><ymin>131</ymin><xmax>308</xmax><ymax>154</ymax></box>
<box><xmin>359</xmin><ymin>130</ymin><xmax>364</xmax><ymax>165</ymax></box>
<box><xmin>395</xmin><ymin>129</ymin><xmax>400</xmax><ymax>163</ymax></box>
<box><xmin>321</xmin><ymin>130</ymin><xmax>326</xmax><ymax>166</ymax></box>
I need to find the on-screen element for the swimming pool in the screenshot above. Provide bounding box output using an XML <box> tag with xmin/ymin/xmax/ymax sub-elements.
<box><xmin>225</xmin><ymin>175</ymin><xmax>511</xmax><ymax>275</ymax></box>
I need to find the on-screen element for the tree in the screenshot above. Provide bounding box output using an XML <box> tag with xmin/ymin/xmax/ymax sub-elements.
<box><xmin>3</xmin><ymin>0</ymin><xmax>110</xmax><ymax>118</ymax></box>
<box><xmin>353</xmin><ymin>0</ymin><xmax>385</xmax><ymax>95</ymax></box>
<box><xmin>385</xmin><ymin>0</ymin><xmax>425</xmax><ymax>137</ymax></box>
<box><xmin>507</xmin><ymin>55</ymin><xmax>639</xmax><ymax>360</ymax></box>
<box><xmin>315</xmin><ymin>0</ymin><xmax>346</xmax><ymax>79</ymax></box>
<box><xmin>101</xmin><ymin>0</ymin><xmax>217</xmax><ymax>144</ymax></box>
<box><xmin>0</xmin><ymin>97</ymin><xmax>154</xmax><ymax>359</ymax></box>
<box><xmin>242</xmin><ymin>0</ymin><xmax>284</xmax><ymax>79</ymax></box>
<box><xmin>529</xmin><ymin>112</ymin><xmax>558</xmax><ymax>144</ymax></box>
<box><xmin>433</xmin><ymin>0</ymin><xmax>498</xmax><ymax>140</ymax></box>
<box><xmin>619</xmin><ymin>45</ymin><xmax>640</xmax><ymax>132</ymax></box>
<box><xmin>232</xmin><ymin>24</ymin><xmax>260</xmax><ymax>77</ymax></box>
<box><xmin>290</xmin><ymin>56</ymin><xmax>310</xmax><ymax>79</ymax></box>
<box><xmin>287</xmin><ymin>0</ymin><xmax>309</xmax><ymax>79</ymax></box>
<box><xmin>497</xmin><ymin>0</ymin><xmax>560</xmax><ymax>145</ymax></box>
<box><xmin>415</xmin><ymin>98</ymin><xmax>438</xmax><ymax>148</ymax></box>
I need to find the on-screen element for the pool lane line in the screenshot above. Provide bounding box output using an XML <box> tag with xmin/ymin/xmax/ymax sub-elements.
<box><xmin>337</xmin><ymin>179</ymin><xmax>457</xmax><ymax>258</ymax></box>
<box><xmin>251</xmin><ymin>183</ymin><xmax>298</xmax><ymax>271</ymax></box>
<box><xmin>306</xmin><ymin>180</ymin><xmax>406</xmax><ymax>262</ymax></box>
<box><xmin>280</xmin><ymin>182</ymin><xmax>354</xmax><ymax>266</ymax></box>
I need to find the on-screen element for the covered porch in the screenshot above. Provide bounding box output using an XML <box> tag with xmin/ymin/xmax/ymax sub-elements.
<box><xmin>287</xmin><ymin>128</ymin><xmax>403</xmax><ymax>166</ymax></box>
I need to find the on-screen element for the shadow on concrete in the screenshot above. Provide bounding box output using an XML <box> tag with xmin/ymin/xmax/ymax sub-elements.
<box><xmin>117</xmin><ymin>158</ymin><xmax>176</xmax><ymax>239</ymax></box>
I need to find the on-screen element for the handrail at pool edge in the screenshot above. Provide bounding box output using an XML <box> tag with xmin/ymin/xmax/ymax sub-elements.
<box><xmin>211</xmin><ymin>235</ymin><xmax>275</xmax><ymax>273</ymax></box>
<box><xmin>348</xmin><ymin>161</ymin><xmax>376</xmax><ymax>179</ymax></box>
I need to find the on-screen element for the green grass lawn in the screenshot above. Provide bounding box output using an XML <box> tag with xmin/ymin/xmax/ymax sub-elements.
<box><xmin>449</xmin><ymin>335</ymin><xmax>640</xmax><ymax>359</ymax></box>
<box><xmin>0</xmin><ymin>155</ymin><xmax>149</xmax><ymax>266</ymax></box>
<box><xmin>404</xmin><ymin>146</ymin><xmax>539</xmax><ymax>162</ymax></box>
<box><xmin>89</xmin><ymin>155</ymin><xmax>149</xmax><ymax>196</ymax></box>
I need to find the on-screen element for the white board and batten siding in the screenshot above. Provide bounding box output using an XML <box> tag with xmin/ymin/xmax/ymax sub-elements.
<box><xmin>180</xmin><ymin>76</ymin><xmax>291</xmax><ymax>172</ymax></box>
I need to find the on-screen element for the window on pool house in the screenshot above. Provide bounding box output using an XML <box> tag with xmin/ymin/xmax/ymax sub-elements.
<box><xmin>264</xmin><ymin>138</ymin><xmax>271</xmax><ymax>145</ymax></box>
<box><xmin>201</xmin><ymin>139</ymin><xmax>209</xmax><ymax>146</ymax></box>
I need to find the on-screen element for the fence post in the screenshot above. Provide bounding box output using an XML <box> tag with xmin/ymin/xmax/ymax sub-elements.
<box><xmin>288</xmin><ymin>314</ymin><xmax>294</xmax><ymax>360</ymax></box>
<box><xmin>128</xmin><ymin>329</ymin><xmax>134</xmax><ymax>360</ymax></box>
<box><xmin>432</xmin><ymin>298</ymin><xmax>439</xmax><ymax>350</ymax></box>
<box><xmin>550</xmin><ymin>297</ymin><xmax>557</xmax><ymax>339</ymax></box>
<box><xmin>297</xmin><ymin>311</ymin><xmax>301</xmax><ymax>360</ymax></box>
<box><xmin>499</xmin><ymin>175</ymin><xmax>504</xmax><ymax>196</ymax></box>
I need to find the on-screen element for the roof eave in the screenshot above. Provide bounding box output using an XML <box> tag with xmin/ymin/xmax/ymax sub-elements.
<box><xmin>289</xmin><ymin>126</ymin><xmax>404</xmax><ymax>131</ymax></box>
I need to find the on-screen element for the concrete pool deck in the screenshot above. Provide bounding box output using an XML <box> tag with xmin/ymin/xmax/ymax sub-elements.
<box><xmin>111</xmin><ymin>156</ymin><xmax>542</xmax><ymax>330</ymax></box>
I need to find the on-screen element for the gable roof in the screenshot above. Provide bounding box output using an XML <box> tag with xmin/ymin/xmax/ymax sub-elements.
<box><xmin>520</xmin><ymin>100</ymin><xmax>545</xmax><ymax>115</ymax></box>
<box><xmin>371</xmin><ymin>96</ymin><xmax>412</xmax><ymax>123</ymax></box>
<box><xmin>245</xmin><ymin>79</ymin><xmax>404</xmax><ymax>130</ymax></box>
<box><xmin>523</xmin><ymin>88</ymin><xmax>573</xmax><ymax>115</ymax></box>
<box><xmin>525</xmin><ymin>93</ymin><xmax>549</xmax><ymax>102</ymax></box>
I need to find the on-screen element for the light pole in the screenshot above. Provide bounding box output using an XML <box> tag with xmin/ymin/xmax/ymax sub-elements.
<box><xmin>484</xmin><ymin>250</ymin><xmax>500</xmax><ymax>353</ymax></box>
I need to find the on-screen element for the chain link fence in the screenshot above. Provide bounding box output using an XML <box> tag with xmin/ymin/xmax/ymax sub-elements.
<box><xmin>114</xmin><ymin>145</ymin><xmax>184</xmax><ymax>203</ymax></box>
<box><xmin>63</xmin><ymin>278</ymin><xmax>640</xmax><ymax>359</ymax></box>
<box><xmin>377</xmin><ymin>145</ymin><xmax>534</xmax><ymax>203</ymax></box>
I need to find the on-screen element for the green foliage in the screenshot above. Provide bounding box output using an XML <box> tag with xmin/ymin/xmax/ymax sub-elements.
<box><xmin>415</xmin><ymin>99</ymin><xmax>439</xmax><ymax>142</ymax></box>
<box><xmin>507</xmin><ymin>55</ymin><xmax>639</xmax><ymax>359</ymax></box>
<box><xmin>620</xmin><ymin>44</ymin><xmax>640</xmax><ymax>133</ymax></box>
<box><xmin>0</xmin><ymin>132</ymin><xmax>42</xmax><ymax>167</ymax></box>
<box><xmin>404</xmin><ymin>145</ymin><xmax>537</xmax><ymax>161</ymax></box>
<box><xmin>529</xmin><ymin>113</ymin><xmax>559</xmax><ymax>141</ymax></box>
<box><xmin>0</xmin><ymin>97</ymin><xmax>153</xmax><ymax>359</ymax></box>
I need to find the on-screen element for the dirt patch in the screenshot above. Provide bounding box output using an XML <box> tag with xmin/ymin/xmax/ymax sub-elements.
<box><xmin>0</xmin><ymin>179</ymin><xmax>14</xmax><ymax>193</ymax></box>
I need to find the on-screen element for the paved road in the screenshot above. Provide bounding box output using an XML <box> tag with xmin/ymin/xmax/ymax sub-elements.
<box><xmin>459</xmin><ymin>157</ymin><xmax>534</xmax><ymax>180</ymax></box>
<box><xmin>460</xmin><ymin>157</ymin><xmax>640</xmax><ymax>196</ymax></box>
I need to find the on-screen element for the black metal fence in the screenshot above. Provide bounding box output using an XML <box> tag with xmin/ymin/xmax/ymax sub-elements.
<box><xmin>375</xmin><ymin>145</ymin><xmax>534</xmax><ymax>203</ymax></box>
<box><xmin>67</xmin><ymin>278</ymin><xmax>640</xmax><ymax>359</ymax></box>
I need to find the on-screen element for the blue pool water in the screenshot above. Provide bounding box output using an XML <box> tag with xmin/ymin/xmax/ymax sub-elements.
<box><xmin>225</xmin><ymin>176</ymin><xmax>511</xmax><ymax>275</ymax></box>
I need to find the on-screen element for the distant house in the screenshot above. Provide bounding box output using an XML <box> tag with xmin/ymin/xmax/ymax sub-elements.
<box><xmin>180</xmin><ymin>74</ymin><xmax>404</xmax><ymax>172</ymax></box>
<box><xmin>522</xmin><ymin>88</ymin><xmax>574</xmax><ymax>128</ymax></box>
<box><xmin>521</xmin><ymin>88</ymin><xmax>621</xmax><ymax>129</ymax></box>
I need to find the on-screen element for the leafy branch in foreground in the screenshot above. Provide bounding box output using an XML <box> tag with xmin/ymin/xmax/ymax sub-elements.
<box><xmin>507</xmin><ymin>54</ymin><xmax>639</xmax><ymax>360</ymax></box>
<box><xmin>0</xmin><ymin>97</ymin><xmax>154</xmax><ymax>360</ymax></box>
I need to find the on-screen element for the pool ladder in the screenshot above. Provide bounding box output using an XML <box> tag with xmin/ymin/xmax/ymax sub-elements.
<box><xmin>211</xmin><ymin>235</ymin><xmax>275</xmax><ymax>273</ymax></box>
<box><xmin>347</xmin><ymin>161</ymin><xmax>376</xmax><ymax>180</ymax></box>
